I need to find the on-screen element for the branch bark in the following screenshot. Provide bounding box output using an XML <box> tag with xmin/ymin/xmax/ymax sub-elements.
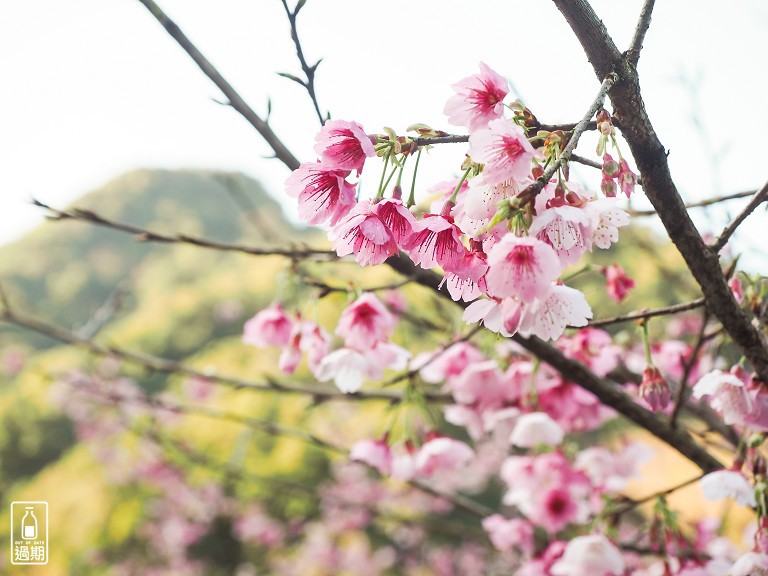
<box><xmin>552</xmin><ymin>0</ymin><xmax>768</xmax><ymax>382</ymax></box>
<box><xmin>135</xmin><ymin>0</ymin><xmax>300</xmax><ymax>171</ymax></box>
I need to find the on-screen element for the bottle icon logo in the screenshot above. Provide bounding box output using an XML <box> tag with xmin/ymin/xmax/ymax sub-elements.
<box><xmin>22</xmin><ymin>507</ymin><xmax>38</xmax><ymax>540</ymax></box>
<box><xmin>10</xmin><ymin>501</ymin><xmax>48</xmax><ymax>565</ymax></box>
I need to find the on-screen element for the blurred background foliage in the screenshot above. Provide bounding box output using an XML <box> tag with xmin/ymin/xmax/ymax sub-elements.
<box><xmin>0</xmin><ymin>169</ymin><xmax>705</xmax><ymax>573</ymax></box>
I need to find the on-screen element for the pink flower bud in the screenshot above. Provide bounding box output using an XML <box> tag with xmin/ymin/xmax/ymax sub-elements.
<box><xmin>640</xmin><ymin>366</ymin><xmax>671</xmax><ymax>412</ymax></box>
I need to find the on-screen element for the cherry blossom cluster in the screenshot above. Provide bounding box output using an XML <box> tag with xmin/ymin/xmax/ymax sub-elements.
<box><xmin>285</xmin><ymin>62</ymin><xmax>637</xmax><ymax>342</ymax></box>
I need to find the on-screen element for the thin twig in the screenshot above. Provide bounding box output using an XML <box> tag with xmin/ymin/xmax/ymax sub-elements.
<box><xmin>75</xmin><ymin>279</ymin><xmax>130</xmax><ymax>339</ymax></box>
<box><xmin>712</xmin><ymin>179</ymin><xmax>768</xmax><ymax>252</ymax></box>
<box><xmin>33</xmin><ymin>199</ymin><xmax>336</xmax><ymax>260</ymax></box>
<box><xmin>629</xmin><ymin>189</ymin><xmax>761</xmax><ymax>217</ymax></box>
<box><xmin>670</xmin><ymin>308</ymin><xmax>710</xmax><ymax>426</ymax></box>
<box><xmin>588</xmin><ymin>298</ymin><xmax>705</xmax><ymax>328</ymax></box>
<box><xmin>518</xmin><ymin>73</ymin><xmax>617</xmax><ymax>206</ymax></box>
<box><xmin>278</xmin><ymin>0</ymin><xmax>326</xmax><ymax>125</ymax></box>
<box><xmin>612</xmin><ymin>473</ymin><xmax>704</xmax><ymax>516</ymax></box>
<box><xmin>0</xmin><ymin>303</ymin><xmax>451</xmax><ymax>404</ymax></box>
<box><xmin>135</xmin><ymin>0</ymin><xmax>300</xmax><ymax>170</ymax></box>
<box><xmin>627</xmin><ymin>0</ymin><xmax>656</xmax><ymax>64</ymax></box>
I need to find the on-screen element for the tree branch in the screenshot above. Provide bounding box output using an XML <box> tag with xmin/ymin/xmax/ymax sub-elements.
<box><xmin>278</xmin><ymin>0</ymin><xmax>326</xmax><ymax>125</ymax></box>
<box><xmin>135</xmin><ymin>0</ymin><xmax>300</xmax><ymax>171</ymax></box>
<box><xmin>712</xmin><ymin>179</ymin><xmax>768</xmax><ymax>252</ymax></box>
<box><xmin>588</xmin><ymin>298</ymin><xmax>705</xmax><ymax>328</ymax></box>
<box><xmin>629</xmin><ymin>189</ymin><xmax>762</xmax><ymax>217</ymax></box>
<box><xmin>33</xmin><ymin>199</ymin><xmax>336</xmax><ymax>260</ymax></box>
<box><xmin>626</xmin><ymin>0</ymin><xmax>656</xmax><ymax>65</ymax></box>
<box><xmin>384</xmin><ymin>257</ymin><xmax>723</xmax><ymax>473</ymax></box>
<box><xmin>552</xmin><ymin>0</ymin><xmax>768</xmax><ymax>383</ymax></box>
<box><xmin>0</xmin><ymin>301</ymin><xmax>450</xmax><ymax>404</ymax></box>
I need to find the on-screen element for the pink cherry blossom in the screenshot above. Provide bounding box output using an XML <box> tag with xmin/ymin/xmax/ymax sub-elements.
<box><xmin>603</xmin><ymin>263</ymin><xmax>635</xmax><ymax>303</ymax></box>
<box><xmin>462</xmin><ymin>298</ymin><xmax>511</xmax><ymax>336</ymax></box>
<box><xmin>469</xmin><ymin>119</ymin><xmax>537</xmax><ymax>185</ymax></box>
<box><xmin>510</xmin><ymin>412</ymin><xmax>565</xmax><ymax>448</ymax></box>
<box><xmin>329</xmin><ymin>200</ymin><xmax>398</xmax><ymax>266</ymax></box>
<box><xmin>585</xmin><ymin>199</ymin><xmax>630</xmax><ymax>249</ymax></box>
<box><xmin>315</xmin><ymin>342</ymin><xmax>410</xmax><ymax>394</ymax></box>
<box><xmin>301</xmin><ymin>321</ymin><xmax>331</xmax><ymax>373</ymax></box>
<box><xmin>416</xmin><ymin>341</ymin><xmax>486</xmax><ymax>384</ymax></box>
<box><xmin>335</xmin><ymin>292</ymin><xmax>396</xmax><ymax>350</ymax></box>
<box><xmin>402</xmin><ymin>212</ymin><xmax>467</xmax><ymax>273</ymax></box>
<box><xmin>693</xmin><ymin>368</ymin><xmax>768</xmax><ymax>429</ymax></box>
<box><xmin>313</xmin><ymin>119</ymin><xmax>376</xmax><ymax>173</ymax></box>
<box><xmin>519</xmin><ymin>284</ymin><xmax>593</xmax><ymax>341</ymax></box>
<box><xmin>529</xmin><ymin>202</ymin><xmax>593</xmax><ymax>267</ymax></box>
<box><xmin>350</xmin><ymin>438</ymin><xmax>393</xmax><ymax>476</ymax></box>
<box><xmin>700</xmin><ymin>469</ymin><xmax>756</xmax><ymax>507</ymax></box>
<box><xmin>481</xmin><ymin>515</ymin><xmax>534</xmax><ymax>555</ymax></box>
<box><xmin>550</xmin><ymin>534</ymin><xmax>625</xmax><ymax>576</ymax></box>
<box><xmin>242</xmin><ymin>304</ymin><xmax>293</xmax><ymax>348</ymax></box>
<box><xmin>441</xmin><ymin>248</ymin><xmax>489</xmax><ymax>302</ymax></box>
<box><xmin>485</xmin><ymin>235</ymin><xmax>561</xmax><ymax>302</ymax></box>
<box><xmin>539</xmin><ymin>486</ymin><xmax>581</xmax><ymax>533</ymax></box>
<box><xmin>558</xmin><ymin>328</ymin><xmax>621</xmax><ymax>377</ymax></box>
<box><xmin>444</xmin><ymin>359</ymin><xmax>510</xmax><ymax>410</ymax></box>
<box><xmin>284</xmin><ymin>161</ymin><xmax>356</xmax><ymax>225</ymax></box>
<box><xmin>444</xmin><ymin>62</ymin><xmax>509</xmax><ymax>132</ymax></box>
<box><xmin>372</xmin><ymin>198</ymin><xmax>417</xmax><ymax>248</ymax></box>
<box><xmin>415</xmin><ymin>436</ymin><xmax>474</xmax><ymax>477</ymax></box>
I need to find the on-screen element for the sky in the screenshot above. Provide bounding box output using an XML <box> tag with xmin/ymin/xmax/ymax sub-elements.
<box><xmin>1</xmin><ymin>0</ymin><xmax>767</xmax><ymax>269</ymax></box>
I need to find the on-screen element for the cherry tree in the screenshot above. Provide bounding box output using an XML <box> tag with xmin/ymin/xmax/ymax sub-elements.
<box><xmin>3</xmin><ymin>0</ymin><xmax>768</xmax><ymax>574</ymax></box>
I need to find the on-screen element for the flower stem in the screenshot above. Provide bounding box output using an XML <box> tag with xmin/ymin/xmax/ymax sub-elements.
<box><xmin>407</xmin><ymin>149</ymin><xmax>422</xmax><ymax>207</ymax></box>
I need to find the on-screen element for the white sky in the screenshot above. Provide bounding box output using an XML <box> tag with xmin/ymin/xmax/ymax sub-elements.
<box><xmin>1</xmin><ymin>0</ymin><xmax>767</xmax><ymax>269</ymax></box>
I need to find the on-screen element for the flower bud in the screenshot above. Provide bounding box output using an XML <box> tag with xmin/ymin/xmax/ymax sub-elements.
<box><xmin>640</xmin><ymin>366</ymin><xmax>671</xmax><ymax>412</ymax></box>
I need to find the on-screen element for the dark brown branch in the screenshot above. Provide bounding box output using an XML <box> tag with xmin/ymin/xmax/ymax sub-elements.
<box><xmin>627</xmin><ymin>0</ymin><xmax>656</xmax><ymax>64</ymax></box>
<box><xmin>588</xmin><ymin>298</ymin><xmax>705</xmax><ymax>328</ymax></box>
<box><xmin>0</xmin><ymin>302</ymin><xmax>451</xmax><ymax>404</ymax></box>
<box><xmin>279</xmin><ymin>0</ymin><xmax>326</xmax><ymax>125</ymax></box>
<box><xmin>384</xmin><ymin>257</ymin><xmax>723</xmax><ymax>473</ymax></box>
<box><xmin>712</xmin><ymin>180</ymin><xmax>768</xmax><ymax>252</ymax></box>
<box><xmin>33</xmin><ymin>199</ymin><xmax>336</xmax><ymax>260</ymax></box>
<box><xmin>135</xmin><ymin>0</ymin><xmax>300</xmax><ymax>171</ymax></box>
<box><xmin>552</xmin><ymin>0</ymin><xmax>768</xmax><ymax>383</ymax></box>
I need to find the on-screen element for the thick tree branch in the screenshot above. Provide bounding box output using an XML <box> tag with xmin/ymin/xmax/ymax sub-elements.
<box><xmin>385</xmin><ymin>258</ymin><xmax>723</xmax><ymax>473</ymax></box>
<box><xmin>135</xmin><ymin>0</ymin><xmax>300</xmax><ymax>170</ymax></box>
<box><xmin>712</xmin><ymin>179</ymin><xmax>768</xmax><ymax>252</ymax></box>
<box><xmin>552</xmin><ymin>0</ymin><xmax>768</xmax><ymax>383</ymax></box>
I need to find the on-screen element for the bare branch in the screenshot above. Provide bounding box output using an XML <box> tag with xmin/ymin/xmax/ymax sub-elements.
<box><xmin>629</xmin><ymin>189</ymin><xmax>762</xmax><ymax>217</ymax></box>
<box><xmin>135</xmin><ymin>0</ymin><xmax>300</xmax><ymax>170</ymax></box>
<box><xmin>588</xmin><ymin>298</ymin><xmax>705</xmax><ymax>328</ymax></box>
<box><xmin>712</xmin><ymin>179</ymin><xmax>768</xmax><ymax>252</ymax></box>
<box><xmin>33</xmin><ymin>199</ymin><xmax>336</xmax><ymax>260</ymax></box>
<box><xmin>278</xmin><ymin>0</ymin><xmax>326</xmax><ymax>124</ymax></box>
<box><xmin>627</xmin><ymin>0</ymin><xmax>656</xmax><ymax>64</ymax></box>
<box><xmin>0</xmin><ymin>302</ymin><xmax>451</xmax><ymax>404</ymax></box>
<box><xmin>75</xmin><ymin>279</ymin><xmax>129</xmax><ymax>339</ymax></box>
